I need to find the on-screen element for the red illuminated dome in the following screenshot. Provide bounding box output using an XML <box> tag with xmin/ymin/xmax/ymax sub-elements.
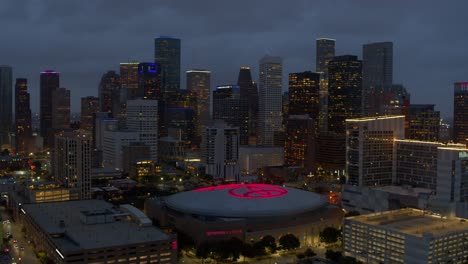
<box><xmin>165</xmin><ymin>183</ymin><xmax>327</xmax><ymax>218</ymax></box>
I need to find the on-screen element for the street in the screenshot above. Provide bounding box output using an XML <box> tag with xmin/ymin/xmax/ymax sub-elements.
<box><xmin>1</xmin><ymin>206</ymin><xmax>39</xmax><ymax>264</ymax></box>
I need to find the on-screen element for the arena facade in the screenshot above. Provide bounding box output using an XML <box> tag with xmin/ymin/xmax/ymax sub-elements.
<box><xmin>145</xmin><ymin>184</ymin><xmax>343</xmax><ymax>246</ymax></box>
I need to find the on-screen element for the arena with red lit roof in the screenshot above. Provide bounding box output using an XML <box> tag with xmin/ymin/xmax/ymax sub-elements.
<box><xmin>145</xmin><ymin>184</ymin><xmax>343</xmax><ymax>246</ymax></box>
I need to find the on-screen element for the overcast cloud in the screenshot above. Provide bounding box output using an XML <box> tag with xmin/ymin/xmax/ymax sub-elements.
<box><xmin>0</xmin><ymin>0</ymin><xmax>467</xmax><ymax>118</ymax></box>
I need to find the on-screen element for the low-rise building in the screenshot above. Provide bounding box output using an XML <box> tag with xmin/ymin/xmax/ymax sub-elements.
<box><xmin>343</xmin><ymin>208</ymin><xmax>468</xmax><ymax>264</ymax></box>
<box><xmin>21</xmin><ymin>200</ymin><xmax>177</xmax><ymax>264</ymax></box>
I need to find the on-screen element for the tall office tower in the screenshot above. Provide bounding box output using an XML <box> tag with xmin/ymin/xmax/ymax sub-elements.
<box><xmin>40</xmin><ymin>70</ymin><xmax>60</xmax><ymax>145</ymax></box>
<box><xmin>126</xmin><ymin>100</ymin><xmax>158</xmax><ymax>162</ymax></box>
<box><xmin>381</xmin><ymin>84</ymin><xmax>411</xmax><ymax>135</ymax></box>
<box><xmin>154</xmin><ymin>36</ymin><xmax>181</xmax><ymax>96</ymax></box>
<box><xmin>0</xmin><ymin>66</ymin><xmax>13</xmax><ymax>148</ymax></box>
<box><xmin>51</xmin><ymin>88</ymin><xmax>71</xmax><ymax>131</ymax></box>
<box><xmin>187</xmin><ymin>69</ymin><xmax>211</xmax><ymax>145</ymax></box>
<box><xmin>212</xmin><ymin>85</ymin><xmax>249</xmax><ymax>145</ymax></box>
<box><xmin>316</xmin><ymin>38</ymin><xmax>336</xmax><ymax>74</ymax></box>
<box><xmin>258</xmin><ymin>55</ymin><xmax>283</xmax><ymax>146</ymax></box>
<box><xmin>237</xmin><ymin>67</ymin><xmax>259</xmax><ymax>138</ymax></box>
<box><xmin>328</xmin><ymin>55</ymin><xmax>363</xmax><ymax>134</ymax></box>
<box><xmin>14</xmin><ymin>78</ymin><xmax>32</xmax><ymax>153</ymax></box>
<box><xmin>120</xmin><ymin>61</ymin><xmax>139</xmax><ymax>100</ymax></box>
<box><xmin>80</xmin><ymin>96</ymin><xmax>100</xmax><ymax>131</ymax></box>
<box><xmin>362</xmin><ymin>42</ymin><xmax>393</xmax><ymax>116</ymax></box>
<box><xmin>284</xmin><ymin>115</ymin><xmax>315</xmax><ymax>170</ymax></box>
<box><xmin>201</xmin><ymin>121</ymin><xmax>240</xmax><ymax>182</ymax></box>
<box><xmin>346</xmin><ymin>116</ymin><xmax>405</xmax><ymax>186</ymax></box>
<box><xmin>53</xmin><ymin>130</ymin><xmax>92</xmax><ymax>199</ymax></box>
<box><xmin>288</xmin><ymin>71</ymin><xmax>321</xmax><ymax>118</ymax></box>
<box><xmin>408</xmin><ymin>104</ymin><xmax>440</xmax><ymax>142</ymax></box>
<box><xmin>138</xmin><ymin>62</ymin><xmax>161</xmax><ymax>100</ymax></box>
<box><xmin>316</xmin><ymin>39</ymin><xmax>335</xmax><ymax>133</ymax></box>
<box><xmin>454</xmin><ymin>82</ymin><xmax>468</xmax><ymax>144</ymax></box>
<box><xmin>98</xmin><ymin>70</ymin><xmax>121</xmax><ymax>113</ymax></box>
<box><xmin>165</xmin><ymin>108</ymin><xmax>196</xmax><ymax>146</ymax></box>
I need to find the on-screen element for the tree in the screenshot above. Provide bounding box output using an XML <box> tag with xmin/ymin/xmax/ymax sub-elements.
<box><xmin>241</xmin><ymin>242</ymin><xmax>256</xmax><ymax>258</ymax></box>
<box><xmin>341</xmin><ymin>256</ymin><xmax>363</xmax><ymax>264</ymax></box>
<box><xmin>320</xmin><ymin>227</ymin><xmax>341</xmax><ymax>244</ymax></box>
<box><xmin>325</xmin><ymin>249</ymin><xmax>342</xmax><ymax>262</ymax></box>
<box><xmin>279</xmin><ymin>234</ymin><xmax>300</xmax><ymax>250</ymax></box>
<box><xmin>304</xmin><ymin>248</ymin><xmax>316</xmax><ymax>257</ymax></box>
<box><xmin>259</xmin><ymin>235</ymin><xmax>277</xmax><ymax>253</ymax></box>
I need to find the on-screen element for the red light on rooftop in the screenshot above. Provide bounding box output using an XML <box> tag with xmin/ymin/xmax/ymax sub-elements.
<box><xmin>193</xmin><ymin>183</ymin><xmax>288</xmax><ymax>199</ymax></box>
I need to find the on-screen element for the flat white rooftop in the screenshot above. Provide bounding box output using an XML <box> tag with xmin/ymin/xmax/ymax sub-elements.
<box><xmin>23</xmin><ymin>200</ymin><xmax>170</xmax><ymax>253</ymax></box>
<box><xmin>374</xmin><ymin>185</ymin><xmax>433</xmax><ymax>197</ymax></box>
<box><xmin>349</xmin><ymin>208</ymin><xmax>468</xmax><ymax>237</ymax></box>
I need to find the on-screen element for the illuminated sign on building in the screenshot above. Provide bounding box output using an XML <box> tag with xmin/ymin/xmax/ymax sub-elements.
<box><xmin>206</xmin><ymin>229</ymin><xmax>243</xmax><ymax>236</ymax></box>
<box><xmin>193</xmin><ymin>184</ymin><xmax>288</xmax><ymax>199</ymax></box>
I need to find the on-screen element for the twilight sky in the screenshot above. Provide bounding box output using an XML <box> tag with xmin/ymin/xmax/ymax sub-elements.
<box><xmin>1</xmin><ymin>0</ymin><xmax>467</xmax><ymax>118</ymax></box>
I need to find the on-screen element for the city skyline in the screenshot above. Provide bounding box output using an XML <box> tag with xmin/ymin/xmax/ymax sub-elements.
<box><xmin>0</xmin><ymin>1</ymin><xmax>466</xmax><ymax>118</ymax></box>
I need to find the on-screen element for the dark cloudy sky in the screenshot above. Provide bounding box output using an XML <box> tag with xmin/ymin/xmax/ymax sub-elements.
<box><xmin>1</xmin><ymin>0</ymin><xmax>467</xmax><ymax>118</ymax></box>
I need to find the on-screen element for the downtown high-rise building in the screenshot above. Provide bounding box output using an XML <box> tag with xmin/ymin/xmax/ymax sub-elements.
<box><xmin>187</xmin><ymin>69</ymin><xmax>211</xmax><ymax>145</ymax></box>
<box><xmin>120</xmin><ymin>62</ymin><xmax>139</xmax><ymax>100</ymax></box>
<box><xmin>138</xmin><ymin>62</ymin><xmax>162</xmax><ymax>100</ymax></box>
<box><xmin>53</xmin><ymin>130</ymin><xmax>92</xmax><ymax>199</ymax></box>
<box><xmin>288</xmin><ymin>71</ymin><xmax>321</xmax><ymax>119</ymax></box>
<box><xmin>80</xmin><ymin>96</ymin><xmax>100</xmax><ymax>131</ymax></box>
<box><xmin>154</xmin><ymin>37</ymin><xmax>181</xmax><ymax>96</ymax></box>
<box><xmin>126</xmin><ymin>99</ymin><xmax>159</xmax><ymax>162</ymax></box>
<box><xmin>328</xmin><ymin>55</ymin><xmax>363</xmax><ymax>134</ymax></box>
<box><xmin>0</xmin><ymin>66</ymin><xmax>13</xmax><ymax>148</ymax></box>
<box><xmin>14</xmin><ymin>78</ymin><xmax>32</xmax><ymax>153</ymax></box>
<box><xmin>408</xmin><ymin>104</ymin><xmax>440</xmax><ymax>142</ymax></box>
<box><xmin>284</xmin><ymin>115</ymin><xmax>315</xmax><ymax>170</ymax></box>
<box><xmin>316</xmin><ymin>38</ymin><xmax>335</xmax><ymax>133</ymax></box>
<box><xmin>212</xmin><ymin>85</ymin><xmax>249</xmax><ymax>145</ymax></box>
<box><xmin>237</xmin><ymin>67</ymin><xmax>259</xmax><ymax>140</ymax></box>
<box><xmin>362</xmin><ymin>41</ymin><xmax>393</xmax><ymax>116</ymax></box>
<box><xmin>40</xmin><ymin>70</ymin><xmax>60</xmax><ymax>147</ymax></box>
<box><xmin>454</xmin><ymin>82</ymin><xmax>468</xmax><ymax>144</ymax></box>
<box><xmin>99</xmin><ymin>70</ymin><xmax>121</xmax><ymax>113</ymax></box>
<box><xmin>52</xmin><ymin>88</ymin><xmax>71</xmax><ymax>131</ymax></box>
<box><xmin>257</xmin><ymin>55</ymin><xmax>283</xmax><ymax>146</ymax></box>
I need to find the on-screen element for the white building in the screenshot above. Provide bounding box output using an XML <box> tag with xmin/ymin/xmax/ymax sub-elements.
<box><xmin>127</xmin><ymin>99</ymin><xmax>159</xmax><ymax>162</ymax></box>
<box><xmin>343</xmin><ymin>208</ymin><xmax>468</xmax><ymax>264</ymax></box>
<box><xmin>257</xmin><ymin>55</ymin><xmax>283</xmax><ymax>146</ymax></box>
<box><xmin>239</xmin><ymin>146</ymin><xmax>284</xmax><ymax>175</ymax></box>
<box><xmin>53</xmin><ymin>130</ymin><xmax>92</xmax><ymax>200</ymax></box>
<box><xmin>94</xmin><ymin>112</ymin><xmax>117</xmax><ymax>150</ymax></box>
<box><xmin>102</xmin><ymin>130</ymin><xmax>139</xmax><ymax>170</ymax></box>
<box><xmin>346</xmin><ymin>116</ymin><xmax>405</xmax><ymax>186</ymax></box>
<box><xmin>201</xmin><ymin>121</ymin><xmax>240</xmax><ymax>182</ymax></box>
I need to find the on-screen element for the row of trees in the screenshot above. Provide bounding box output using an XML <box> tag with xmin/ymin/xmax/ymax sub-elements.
<box><xmin>195</xmin><ymin>234</ymin><xmax>300</xmax><ymax>261</ymax></box>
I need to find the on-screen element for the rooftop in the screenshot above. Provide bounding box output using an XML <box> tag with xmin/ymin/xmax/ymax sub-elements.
<box><xmin>22</xmin><ymin>200</ymin><xmax>170</xmax><ymax>253</ymax></box>
<box><xmin>349</xmin><ymin>208</ymin><xmax>468</xmax><ymax>237</ymax></box>
<box><xmin>374</xmin><ymin>185</ymin><xmax>433</xmax><ymax>197</ymax></box>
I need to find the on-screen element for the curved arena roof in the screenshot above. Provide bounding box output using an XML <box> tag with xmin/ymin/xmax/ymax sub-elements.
<box><xmin>164</xmin><ymin>184</ymin><xmax>328</xmax><ymax>218</ymax></box>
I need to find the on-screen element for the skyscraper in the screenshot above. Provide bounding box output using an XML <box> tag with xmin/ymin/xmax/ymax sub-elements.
<box><xmin>126</xmin><ymin>100</ymin><xmax>159</xmax><ymax>162</ymax></box>
<box><xmin>187</xmin><ymin>69</ymin><xmax>211</xmax><ymax>145</ymax></box>
<box><xmin>80</xmin><ymin>96</ymin><xmax>100</xmax><ymax>131</ymax></box>
<box><xmin>120</xmin><ymin>62</ymin><xmax>139</xmax><ymax>100</ymax></box>
<box><xmin>14</xmin><ymin>78</ymin><xmax>32</xmax><ymax>153</ymax></box>
<box><xmin>454</xmin><ymin>82</ymin><xmax>468</xmax><ymax>144</ymax></box>
<box><xmin>288</xmin><ymin>71</ymin><xmax>321</xmax><ymax>119</ymax></box>
<box><xmin>316</xmin><ymin>39</ymin><xmax>335</xmax><ymax>133</ymax></box>
<box><xmin>53</xmin><ymin>130</ymin><xmax>92</xmax><ymax>199</ymax></box>
<box><xmin>408</xmin><ymin>104</ymin><xmax>440</xmax><ymax>142</ymax></box>
<box><xmin>154</xmin><ymin>37</ymin><xmax>181</xmax><ymax>96</ymax></box>
<box><xmin>138</xmin><ymin>62</ymin><xmax>161</xmax><ymax>100</ymax></box>
<box><xmin>362</xmin><ymin>42</ymin><xmax>393</xmax><ymax>116</ymax></box>
<box><xmin>316</xmin><ymin>38</ymin><xmax>335</xmax><ymax>74</ymax></box>
<box><xmin>40</xmin><ymin>70</ymin><xmax>60</xmax><ymax>147</ymax></box>
<box><xmin>52</xmin><ymin>88</ymin><xmax>71</xmax><ymax>131</ymax></box>
<box><xmin>201</xmin><ymin>121</ymin><xmax>240</xmax><ymax>182</ymax></box>
<box><xmin>0</xmin><ymin>66</ymin><xmax>12</xmax><ymax>148</ymax></box>
<box><xmin>212</xmin><ymin>85</ymin><xmax>249</xmax><ymax>145</ymax></box>
<box><xmin>328</xmin><ymin>55</ymin><xmax>363</xmax><ymax>134</ymax></box>
<box><xmin>237</xmin><ymin>67</ymin><xmax>259</xmax><ymax>139</ymax></box>
<box><xmin>284</xmin><ymin>115</ymin><xmax>315</xmax><ymax>170</ymax></box>
<box><xmin>258</xmin><ymin>55</ymin><xmax>283</xmax><ymax>146</ymax></box>
<box><xmin>99</xmin><ymin>70</ymin><xmax>121</xmax><ymax>113</ymax></box>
